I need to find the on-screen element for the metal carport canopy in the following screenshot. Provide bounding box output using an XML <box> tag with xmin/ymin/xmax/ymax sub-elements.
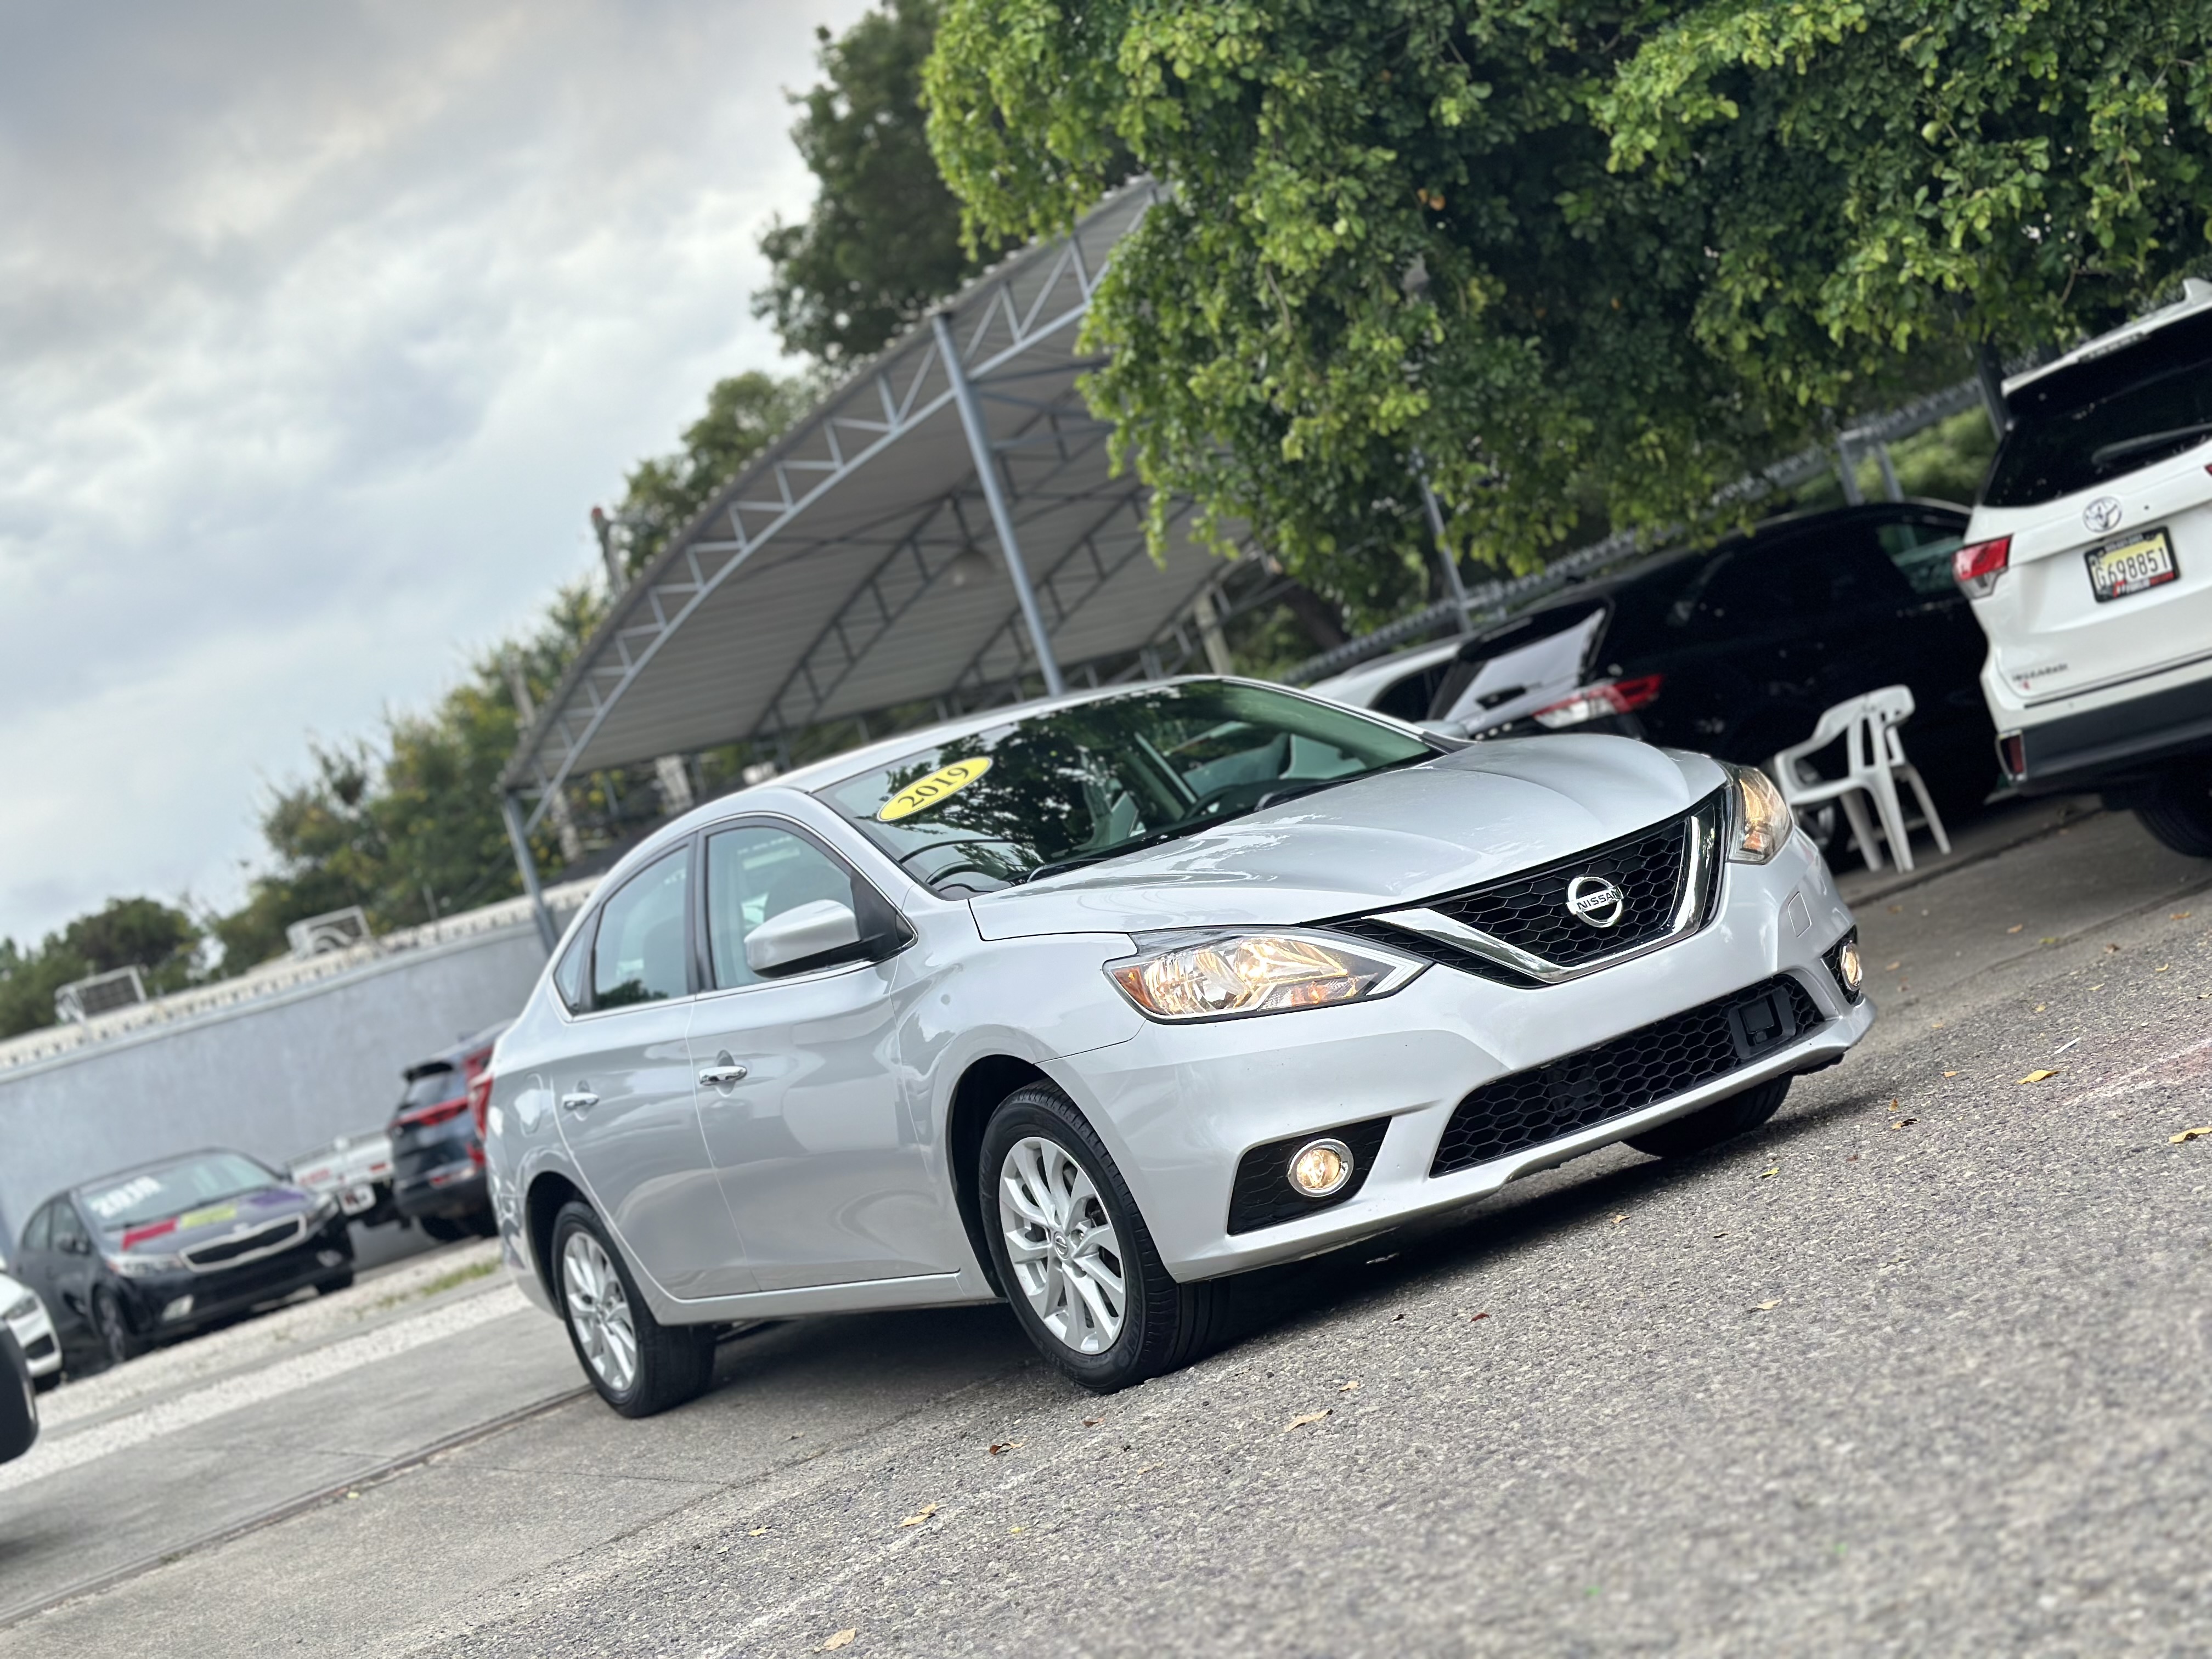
<box><xmin>501</xmin><ymin>177</ymin><xmax>1228</xmax><ymax>839</ymax></box>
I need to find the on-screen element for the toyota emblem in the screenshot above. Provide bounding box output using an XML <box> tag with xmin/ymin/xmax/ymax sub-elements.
<box><xmin>2083</xmin><ymin>495</ymin><xmax>2124</xmax><ymax>534</ymax></box>
<box><xmin>1564</xmin><ymin>875</ymin><xmax>1626</xmax><ymax>929</ymax></box>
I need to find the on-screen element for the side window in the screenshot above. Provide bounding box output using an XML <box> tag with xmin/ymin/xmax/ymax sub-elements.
<box><xmin>704</xmin><ymin>825</ymin><xmax>860</xmax><ymax>991</ymax></box>
<box><xmin>552</xmin><ymin>916</ymin><xmax>591</xmax><ymax>1012</ymax></box>
<box><xmin>20</xmin><ymin>1204</ymin><xmax>53</xmax><ymax>1255</ymax></box>
<box><xmin>591</xmin><ymin>849</ymin><xmax>692</xmax><ymax>1009</ymax></box>
<box><xmin>50</xmin><ymin>1204</ymin><xmax>89</xmax><ymax>1254</ymax></box>
<box><xmin>1877</xmin><ymin>521</ymin><xmax>1967</xmax><ymax>596</ymax></box>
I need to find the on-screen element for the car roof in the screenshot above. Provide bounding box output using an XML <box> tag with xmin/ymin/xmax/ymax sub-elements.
<box><xmin>1306</xmin><ymin>638</ymin><xmax>1468</xmax><ymax>703</ymax></box>
<box><xmin>2005</xmin><ymin>279</ymin><xmax>2212</xmax><ymax>397</ymax></box>
<box><xmin>403</xmin><ymin>1018</ymin><xmax>514</xmax><ymax>1079</ymax></box>
<box><xmin>64</xmin><ymin>1147</ymin><xmax>271</xmax><ymax>1199</ymax></box>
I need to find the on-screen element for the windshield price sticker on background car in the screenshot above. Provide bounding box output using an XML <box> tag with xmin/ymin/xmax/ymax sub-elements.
<box><xmin>877</xmin><ymin>757</ymin><xmax>992</xmax><ymax>822</ymax></box>
<box><xmin>2086</xmin><ymin>528</ymin><xmax>2177</xmax><ymax>602</ymax></box>
<box><xmin>177</xmin><ymin>1202</ymin><xmax>239</xmax><ymax>1231</ymax></box>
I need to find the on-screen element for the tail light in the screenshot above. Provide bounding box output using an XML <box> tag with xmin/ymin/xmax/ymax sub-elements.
<box><xmin>397</xmin><ymin>1096</ymin><xmax>469</xmax><ymax>1130</ymax></box>
<box><xmin>1953</xmin><ymin>535</ymin><xmax>2011</xmax><ymax>599</ymax></box>
<box><xmin>1531</xmin><ymin>674</ymin><xmax>1665</xmax><ymax>730</ymax></box>
<box><xmin>1996</xmin><ymin>730</ymin><xmax>2026</xmax><ymax>782</ymax></box>
<box><xmin>467</xmin><ymin>1070</ymin><xmax>496</xmax><ymax>1141</ymax></box>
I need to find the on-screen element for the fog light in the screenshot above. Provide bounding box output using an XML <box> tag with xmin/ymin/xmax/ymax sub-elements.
<box><xmin>1836</xmin><ymin>939</ymin><xmax>1864</xmax><ymax>995</ymax></box>
<box><xmin>160</xmin><ymin>1295</ymin><xmax>194</xmax><ymax>1323</ymax></box>
<box><xmin>1287</xmin><ymin>1138</ymin><xmax>1355</xmax><ymax>1198</ymax></box>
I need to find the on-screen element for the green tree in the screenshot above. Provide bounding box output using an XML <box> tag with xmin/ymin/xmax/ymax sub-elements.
<box><xmin>0</xmin><ymin>897</ymin><xmax>201</xmax><ymax>1039</ymax></box>
<box><xmin>755</xmin><ymin>0</ymin><xmax>1006</xmax><ymax>365</ymax></box>
<box><xmin>925</xmin><ymin>0</ymin><xmax>2212</xmax><ymax>619</ymax></box>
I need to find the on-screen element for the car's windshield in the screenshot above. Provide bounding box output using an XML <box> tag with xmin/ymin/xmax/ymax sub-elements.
<box><xmin>400</xmin><ymin>1066</ymin><xmax>460</xmax><ymax>1110</ymax></box>
<box><xmin>81</xmin><ymin>1152</ymin><xmax>276</xmax><ymax>1231</ymax></box>
<box><xmin>817</xmin><ymin>682</ymin><xmax>1434</xmax><ymax>895</ymax></box>
<box><xmin>1985</xmin><ymin>311</ymin><xmax>2212</xmax><ymax>507</ymax></box>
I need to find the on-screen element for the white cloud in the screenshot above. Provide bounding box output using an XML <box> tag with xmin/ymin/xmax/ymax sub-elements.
<box><xmin>0</xmin><ymin>0</ymin><xmax>871</xmax><ymax>940</ymax></box>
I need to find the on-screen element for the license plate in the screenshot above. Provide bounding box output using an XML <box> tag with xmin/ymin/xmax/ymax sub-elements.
<box><xmin>339</xmin><ymin>1184</ymin><xmax>376</xmax><ymax>1215</ymax></box>
<box><xmin>2086</xmin><ymin>528</ymin><xmax>2177</xmax><ymax>602</ymax></box>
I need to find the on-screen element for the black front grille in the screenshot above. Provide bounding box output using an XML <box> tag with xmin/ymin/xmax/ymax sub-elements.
<box><xmin>184</xmin><ymin>1216</ymin><xmax>304</xmax><ymax>1268</ymax></box>
<box><xmin>23</xmin><ymin>1333</ymin><xmax>54</xmax><ymax>1361</ymax></box>
<box><xmin>1431</xmin><ymin>804</ymin><xmax>1705</xmax><ymax>967</ymax></box>
<box><xmin>1227</xmin><ymin>1116</ymin><xmax>1391</xmax><ymax>1234</ymax></box>
<box><xmin>1329</xmin><ymin>793</ymin><xmax>1723</xmax><ymax>986</ymax></box>
<box><xmin>1429</xmin><ymin>975</ymin><xmax>1824</xmax><ymax>1177</ymax></box>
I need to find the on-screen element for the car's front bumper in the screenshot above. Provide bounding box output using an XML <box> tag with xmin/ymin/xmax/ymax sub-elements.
<box><xmin>8</xmin><ymin>1313</ymin><xmax>58</xmax><ymax>1380</ymax></box>
<box><xmin>1054</xmin><ymin>828</ymin><xmax>1869</xmax><ymax>1279</ymax></box>
<box><xmin>114</xmin><ymin>1220</ymin><xmax>353</xmax><ymax>1339</ymax></box>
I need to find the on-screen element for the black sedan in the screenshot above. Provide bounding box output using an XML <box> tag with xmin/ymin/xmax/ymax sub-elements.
<box><xmin>390</xmin><ymin>1022</ymin><xmax>509</xmax><ymax>1242</ymax></box>
<box><xmin>1426</xmin><ymin>501</ymin><xmax>1996</xmax><ymax>821</ymax></box>
<box><xmin>14</xmin><ymin>1150</ymin><xmax>354</xmax><ymax>1368</ymax></box>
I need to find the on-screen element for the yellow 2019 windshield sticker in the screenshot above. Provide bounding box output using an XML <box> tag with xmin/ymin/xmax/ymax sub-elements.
<box><xmin>878</xmin><ymin>756</ymin><xmax>992</xmax><ymax>822</ymax></box>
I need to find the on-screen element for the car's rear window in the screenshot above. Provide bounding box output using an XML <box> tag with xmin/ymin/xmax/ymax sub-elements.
<box><xmin>1984</xmin><ymin>309</ymin><xmax>2212</xmax><ymax>507</ymax></box>
<box><xmin>400</xmin><ymin>1066</ymin><xmax>460</xmax><ymax>1110</ymax></box>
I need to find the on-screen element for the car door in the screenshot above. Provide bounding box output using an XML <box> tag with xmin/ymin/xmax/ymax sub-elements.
<box><xmin>687</xmin><ymin>819</ymin><xmax>961</xmax><ymax>1293</ymax></box>
<box><xmin>44</xmin><ymin>1201</ymin><xmax>99</xmax><ymax>1336</ymax></box>
<box><xmin>553</xmin><ymin>842</ymin><xmax>754</xmax><ymax>1300</ymax></box>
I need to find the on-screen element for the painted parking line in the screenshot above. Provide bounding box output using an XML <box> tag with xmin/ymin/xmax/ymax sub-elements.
<box><xmin>0</xmin><ymin>1284</ymin><xmax>530</xmax><ymax>1496</ymax></box>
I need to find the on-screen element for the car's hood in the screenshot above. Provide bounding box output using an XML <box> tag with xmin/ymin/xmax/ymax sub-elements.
<box><xmin>112</xmin><ymin>1186</ymin><xmax>318</xmax><ymax>1254</ymax></box>
<box><xmin>968</xmin><ymin>734</ymin><xmax>1725</xmax><ymax>939</ymax></box>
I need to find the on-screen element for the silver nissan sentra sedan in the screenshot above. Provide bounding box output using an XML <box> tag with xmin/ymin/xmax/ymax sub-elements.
<box><xmin>483</xmin><ymin>678</ymin><xmax>1870</xmax><ymax>1412</ymax></box>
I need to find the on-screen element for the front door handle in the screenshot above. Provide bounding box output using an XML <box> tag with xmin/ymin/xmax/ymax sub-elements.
<box><xmin>697</xmin><ymin>1059</ymin><xmax>748</xmax><ymax>1088</ymax></box>
<box><xmin>560</xmin><ymin>1091</ymin><xmax>600</xmax><ymax>1114</ymax></box>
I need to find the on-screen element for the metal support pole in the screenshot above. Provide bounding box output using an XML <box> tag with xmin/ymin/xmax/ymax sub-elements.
<box><xmin>501</xmin><ymin>793</ymin><xmax>559</xmax><ymax>955</ymax></box>
<box><xmin>1976</xmin><ymin>342</ymin><xmax>2010</xmax><ymax>439</ymax></box>
<box><xmin>1873</xmin><ymin>440</ymin><xmax>1903</xmax><ymax>503</ymax></box>
<box><xmin>932</xmin><ymin>311</ymin><xmax>1066</xmax><ymax>698</ymax></box>
<box><xmin>1410</xmin><ymin>451</ymin><xmax>1474</xmax><ymax>635</ymax></box>
<box><xmin>1836</xmin><ymin>437</ymin><xmax>1866</xmax><ymax>505</ymax></box>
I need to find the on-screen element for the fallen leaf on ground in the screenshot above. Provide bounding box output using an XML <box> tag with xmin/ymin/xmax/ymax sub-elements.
<box><xmin>1133</xmin><ymin>1463</ymin><xmax>1159</xmax><ymax>1474</ymax></box>
<box><xmin>748</xmin><ymin>1527</ymin><xmax>771</xmax><ymax>1537</ymax></box>
<box><xmin>1889</xmin><ymin>1118</ymin><xmax>1917</xmax><ymax>1130</ymax></box>
<box><xmin>1284</xmin><ymin>1410</ymin><xmax>1332</xmax><ymax>1432</ymax></box>
<box><xmin>2040</xmin><ymin>937</ymin><xmax>2060</xmax><ymax>945</ymax></box>
<box><xmin>1752</xmin><ymin>1300</ymin><xmax>1781</xmax><ymax>1312</ymax></box>
<box><xmin>2174</xmin><ymin>912</ymin><xmax>2193</xmax><ymax>921</ymax></box>
<box><xmin>2034</xmin><ymin>1004</ymin><xmax>2046</xmax><ymax>1013</ymax></box>
<box><xmin>1929</xmin><ymin>1020</ymin><xmax>1945</xmax><ymax>1029</ymax></box>
<box><xmin>1082</xmin><ymin>1418</ymin><xmax>1102</xmax><ymax>1427</ymax></box>
<box><xmin>1888</xmin><ymin>904</ymin><xmax>1903</xmax><ymax>913</ymax></box>
<box><xmin>2105</xmin><ymin>943</ymin><xmax>2121</xmax><ymax>953</ymax></box>
<box><xmin>1340</xmin><ymin>1380</ymin><xmax>1361</xmax><ymax>1392</ymax></box>
<box><xmin>1469</xmin><ymin>1311</ymin><xmax>1491</xmax><ymax>1322</ymax></box>
<box><xmin>2172</xmin><ymin>1127</ymin><xmax>2212</xmax><ymax>1144</ymax></box>
<box><xmin>898</xmin><ymin>1504</ymin><xmax>939</xmax><ymax>1527</ymax></box>
<box><xmin>1943</xmin><ymin>1070</ymin><xmax>1960</xmax><ymax>1077</ymax></box>
<box><xmin>2156</xmin><ymin>964</ymin><xmax>2171</xmax><ymax>973</ymax></box>
<box><xmin>2018</xmin><ymin>1069</ymin><xmax>2060</xmax><ymax>1084</ymax></box>
<box><xmin>2006</xmin><ymin>924</ymin><xmax>2023</xmax><ymax>934</ymax></box>
<box><xmin>820</xmin><ymin>1632</ymin><xmax>857</xmax><ymax>1652</ymax></box>
<box><xmin>1610</xmin><ymin>1212</ymin><xmax>1627</xmax><ymax>1226</ymax></box>
<box><xmin>988</xmin><ymin>1443</ymin><xmax>1012</xmax><ymax>1455</ymax></box>
<box><xmin>1886</xmin><ymin>961</ymin><xmax>1902</xmax><ymax>972</ymax></box>
<box><xmin>1759</xmin><ymin>1167</ymin><xmax>1779</xmax><ymax>1179</ymax></box>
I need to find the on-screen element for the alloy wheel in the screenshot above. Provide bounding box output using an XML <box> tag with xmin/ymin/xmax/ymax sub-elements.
<box><xmin>997</xmin><ymin>1135</ymin><xmax>1127</xmax><ymax>1355</ymax></box>
<box><xmin>561</xmin><ymin>1231</ymin><xmax>639</xmax><ymax>1393</ymax></box>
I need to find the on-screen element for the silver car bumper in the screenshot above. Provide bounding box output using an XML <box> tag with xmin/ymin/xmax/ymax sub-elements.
<box><xmin>1054</xmin><ymin>830</ymin><xmax>1868</xmax><ymax>1280</ymax></box>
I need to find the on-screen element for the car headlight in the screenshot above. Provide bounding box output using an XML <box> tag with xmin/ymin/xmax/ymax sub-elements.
<box><xmin>107</xmin><ymin>1253</ymin><xmax>183</xmax><ymax>1278</ymax></box>
<box><xmin>1722</xmin><ymin>762</ymin><xmax>1794</xmax><ymax>864</ymax></box>
<box><xmin>1107</xmin><ymin>931</ymin><xmax>1425</xmax><ymax>1022</ymax></box>
<box><xmin>2</xmin><ymin>1293</ymin><xmax>36</xmax><ymax>1323</ymax></box>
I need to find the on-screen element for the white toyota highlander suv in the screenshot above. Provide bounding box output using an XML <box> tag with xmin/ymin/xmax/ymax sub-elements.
<box><xmin>1957</xmin><ymin>280</ymin><xmax>2212</xmax><ymax>854</ymax></box>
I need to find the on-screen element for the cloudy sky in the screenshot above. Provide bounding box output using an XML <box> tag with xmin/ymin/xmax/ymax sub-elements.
<box><xmin>0</xmin><ymin>0</ymin><xmax>870</xmax><ymax>944</ymax></box>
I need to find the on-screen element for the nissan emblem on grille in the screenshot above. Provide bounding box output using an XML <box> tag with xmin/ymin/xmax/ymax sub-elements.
<box><xmin>1565</xmin><ymin>875</ymin><xmax>1626</xmax><ymax>928</ymax></box>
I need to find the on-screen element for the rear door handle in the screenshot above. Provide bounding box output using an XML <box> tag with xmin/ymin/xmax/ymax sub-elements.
<box><xmin>697</xmin><ymin>1063</ymin><xmax>748</xmax><ymax>1088</ymax></box>
<box><xmin>560</xmin><ymin>1091</ymin><xmax>600</xmax><ymax>1114</ymax></box>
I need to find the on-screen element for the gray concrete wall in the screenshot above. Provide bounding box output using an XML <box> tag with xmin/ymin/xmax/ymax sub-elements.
<box><xmin>0</xmin><ymin>921</ymin><xmax>556</xmax><ymax>1243</ymax></box>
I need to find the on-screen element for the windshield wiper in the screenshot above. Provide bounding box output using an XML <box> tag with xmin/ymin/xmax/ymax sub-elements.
<box><xmin>2090</xmin><ymin>422</ymin><xmax>2212</xmax><ymax>469</ymax></box>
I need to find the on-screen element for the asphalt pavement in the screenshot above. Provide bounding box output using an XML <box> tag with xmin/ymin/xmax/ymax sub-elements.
<box><xmin>5</xmin><ymin>801</ymin><xmax>2210</xmax><ymax>1656</ymax></box>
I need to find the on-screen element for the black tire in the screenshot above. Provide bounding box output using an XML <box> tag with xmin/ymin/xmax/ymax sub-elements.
<box><xmin>315</xmin><ymin>1271</ymin><xmax>355</xmax><ymax>1296</ymax></box>
<box><xmin>1626</xmin><ymin>1075</ymin><xmax>1792</xmax><ymax>1158</ymax></box>
<box><xmin>417</xmin><ymin>1215</ymin><xmax>470</xmax><ymax>1244</ymax></box>
<box><xmin>93</xmin><ymin>1287</ymin><xmax>149</xmax><ymax>1365</ymax></box>
<box><xmin>979</xmin><ymin>1082</ymin><xmax>1231</xmax><ymax>1393</ymax></box>
<box><xmin>2137</xmin><ymin>763</ymin><xmax>2212</xmax><ymax>858</ymax></box>
<box><xmin>549</xmin><ymin>1201</ymin><xmax>715</xmax><ymax>1418</ymax></box>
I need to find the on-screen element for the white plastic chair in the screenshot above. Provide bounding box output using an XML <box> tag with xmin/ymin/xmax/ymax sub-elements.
<box><xmin>1766</xmin><ymin>686</ymin><xmax>1951</xmax><ymax>872</ymax></box>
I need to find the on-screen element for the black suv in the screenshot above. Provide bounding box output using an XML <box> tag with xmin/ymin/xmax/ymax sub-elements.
<box><xmin>1428</xmin><ymin>502</ymin><xmax>1994</xmax><ymax>818</ymax></box>
<box><xmin>390</xmin><ymin>1023</ymin><xmax>510</xmax><ymax>1242</ymax></box>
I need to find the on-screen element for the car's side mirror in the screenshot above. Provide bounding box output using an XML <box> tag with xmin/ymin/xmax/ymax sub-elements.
<box><xmin>746</xmin><ymin>900</ymin><xmax>864</xmax><ymax>978</ymax></box>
